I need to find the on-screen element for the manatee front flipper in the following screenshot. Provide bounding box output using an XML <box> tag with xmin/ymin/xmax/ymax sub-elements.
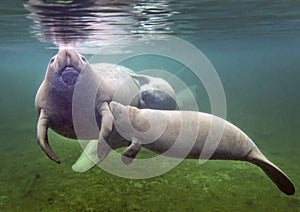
<box><xmin>37</xmin><ymin>109</ymin><xmax>60</xmax><ymax>163</ymax></box>
<box><xmin>72</xmin><ymin>140</ymin><xmax>99</xmax><ymax>172</ymax></box>
<box><xmin>121</xmin><ymin>139</ymin><xmax>142</xmax><ymax>165</ymax></box>
<box><xmin>247</xmin><ymin>148</ymin><xmax>295</xmax><ymax>195</ymax></box>
<box><xmin>97</xmin><ymin>102</ymin><xmax>114</xmax><ymax>161</ymax></box>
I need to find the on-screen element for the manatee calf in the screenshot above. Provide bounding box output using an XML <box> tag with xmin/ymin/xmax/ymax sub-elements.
<box><xmin>35</xmin><ymin>48</ymin><xmax>176</xmax><ymax>164</ymax></box>
<box><xmin>96</xmin><ymin>102</ymin><xmax>295</xmax><ymax>195</ymax></box>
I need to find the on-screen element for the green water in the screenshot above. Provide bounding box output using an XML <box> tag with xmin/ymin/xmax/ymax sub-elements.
<box><xmin>1</xmin><ymin>1</ymin><xmax>300</xmax><ymax>211</ymax></box>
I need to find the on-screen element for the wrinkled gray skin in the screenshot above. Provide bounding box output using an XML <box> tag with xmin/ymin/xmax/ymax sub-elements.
<box><xmin>98</xmin><ymin>102</ymin><xmax>294</xmax><ymax>195</ymax></box>
<box><xmin>35</xmin><ymin>48</ymin><xmax>176</xmax><ymax>164</ymax></box>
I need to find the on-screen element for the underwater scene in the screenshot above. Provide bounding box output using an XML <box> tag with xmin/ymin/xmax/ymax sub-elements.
<box><xmin>0</xmin><ymin>0</ymin><xmax>299</xmax><ymax>211</ymax></box>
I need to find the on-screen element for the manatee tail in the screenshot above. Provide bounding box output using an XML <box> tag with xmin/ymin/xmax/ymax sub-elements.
<box><xmin>72</xmin><ymin>140</ymin><xmax>99</xmax><ymax>173</ymax></box>
<box><xmin>247</xmin><ymin>148</ymin><xmax>295</xmax><ymax>195</ymax></box>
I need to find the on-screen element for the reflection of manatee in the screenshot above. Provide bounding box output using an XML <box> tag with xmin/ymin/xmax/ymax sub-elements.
<box><xmin>98</xmin><ymin>102</ymin><xmax>294</xmax><ymax>195</ymax></box>
<box><xmin>35</xmin><ymin>48</ymin><xmax>175</xmax><ymax>164</ymax></box>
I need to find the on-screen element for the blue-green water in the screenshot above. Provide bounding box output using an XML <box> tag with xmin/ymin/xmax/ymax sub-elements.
<box><xmin>0</xmin><ymin>0</ymin><xmax>300</xmax><ymax>211</ymax></box>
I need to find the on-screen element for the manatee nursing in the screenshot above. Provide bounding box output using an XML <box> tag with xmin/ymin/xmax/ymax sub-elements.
<box><xmin>36</xmin><ymin>48</ymin><xmax>295</xmax><ymax>195</ymax></box>
<box><xmin>96</xmin><ymin>102</ymin><xmax>295</xmax><ymax>195</ymax></box>
<box><xmin>35</xmin><ymin>48</ymin><xmax>176</xmax><ymax>163</ymax></box>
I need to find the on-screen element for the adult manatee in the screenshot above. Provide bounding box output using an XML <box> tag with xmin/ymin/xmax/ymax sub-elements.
<box><xmin>35</xmin><ymin>48</ymin><xmax>176</xmax><ymax>163</ymax></box>
<box><xmin>130</xmin><ymin>74</ymin><xmax>177</xmax><ymax>110</ymax></box>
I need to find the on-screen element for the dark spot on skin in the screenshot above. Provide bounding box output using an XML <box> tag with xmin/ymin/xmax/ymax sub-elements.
<box><xmin>50</xmin><ymin>57</ymin><xmax>55</xmax><ymax>64</ymax></box>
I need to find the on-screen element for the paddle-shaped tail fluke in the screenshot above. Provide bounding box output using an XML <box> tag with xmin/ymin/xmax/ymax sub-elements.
<box><xmin>247</xmin><ymin>148</ymin><xmax>295</xmax><ymax>195</ymax></box>
<box><xmin>72</xmin><ymin>140</ymin><xmax>99</xmax><ymax>172</ymax></box>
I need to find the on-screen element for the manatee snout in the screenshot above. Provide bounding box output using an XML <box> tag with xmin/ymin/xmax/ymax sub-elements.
<box><xmin>56</xmin><ymin>48</ymin><xmax>86</xmax><ymax>70</ymax></box>
<box><xmin>50</xmin><ymin>48</ymin><xmax>87</xmax><ymax>74</ymax></box>
<box><xmin>61</xmin><ymin>66</ymin><xmax>80</xmax><ymax>86</ymax></box>
<box><xmin>47</xmin><ymin>48</ymin><xmax>87</xmax><ymax>87</ymax></box>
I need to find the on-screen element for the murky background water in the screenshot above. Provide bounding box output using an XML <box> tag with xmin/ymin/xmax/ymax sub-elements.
<box><xmin>0</xmin><ymin>0</ymin><xmax>299</xmax><ymax>211</ymax></box>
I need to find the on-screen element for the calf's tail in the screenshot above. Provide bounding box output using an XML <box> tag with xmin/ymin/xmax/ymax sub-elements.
<box><xmin>247</xmin><ymin>148</ymin><xmax>295</xmax><ymax>195</ymax></box>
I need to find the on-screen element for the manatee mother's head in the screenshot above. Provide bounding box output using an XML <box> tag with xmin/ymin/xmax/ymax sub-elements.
<box><xmin>45</xmin><ymin>47</ymin><xmax>89</xmax><ymax>90</ymax></box>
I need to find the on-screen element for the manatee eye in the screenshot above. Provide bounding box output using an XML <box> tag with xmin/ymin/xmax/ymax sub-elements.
<box><xmin>81</xmin><ymin>56</ymin><xmax>87</xmax><ymax>62</ymax></box>
<box><xmin>50</xmin><ymin>57</ymin><xmax>55</xmax><ymax>64</ymax></box>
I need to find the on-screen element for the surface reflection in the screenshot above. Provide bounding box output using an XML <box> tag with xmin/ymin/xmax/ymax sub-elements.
<box><xmin>25</xmin><ymin>0</ymin><xmax>300</xmax><ymax>49</ymax></box>
<box><xmin>25</xmin><ymin>0</ymin><xmax>176</xmax><ymax>48</ymax></box>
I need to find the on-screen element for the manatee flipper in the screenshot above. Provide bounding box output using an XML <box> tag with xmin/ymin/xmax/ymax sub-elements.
<box><xmin>121</xmin><ymin>139</ymin><xmax>142</xmax><ymax>165</ymax></box>
<box><xmin>72</xmin><ymin>140</ymin><xmax>99</xmax><ymax>173</ymax></box>
<box><xmin>247</xmin><ymin>148</ymin><xmax>295</xmax><ymax>195</ymax></box>
<box><xmin>97</xmin><ymin>137</ymin><xmax>112</xmax><ymax>161</ymax></box>
<box><xmin>97</xmin><ymin>102</ymin><xmax>114</xmax><ymax>161</ymax></box>
<box><xmin>37</xmin><ymin>109</ymin><xmax>60</xmax><ymax>163</ymax></box>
